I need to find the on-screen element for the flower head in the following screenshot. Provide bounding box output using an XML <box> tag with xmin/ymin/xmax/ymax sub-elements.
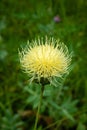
<box><xmin>53</xmin><ymin>15</ymin><xmax>61</xmax><ymax>23</ymax></box>
<box><xmin>19</xmin><ymin>37</ymin><xmax>72</xmax><ymax>85</ymax></box>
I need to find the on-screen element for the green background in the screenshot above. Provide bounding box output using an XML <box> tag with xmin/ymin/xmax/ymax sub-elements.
<box><xmin>0</xmin><ymin>0</ymin><xmax>87</xmax><ymax>130</ymax></box>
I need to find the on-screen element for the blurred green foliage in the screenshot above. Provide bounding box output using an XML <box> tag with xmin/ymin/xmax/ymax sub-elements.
<box><xmin>0</xmin><ymin>0</ymin><xmax>87</xmax><ymax>129</ymax></box>
<box><xmin>1</xmin><ymin>109</ymin><xmax>24</xmax><ymax>130</ymax></box>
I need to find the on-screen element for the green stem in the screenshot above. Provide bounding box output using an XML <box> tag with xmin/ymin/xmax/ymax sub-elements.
<box><xmin>34</xmin><ymin>85</ymin><xmax>44</xmax><ymax>130</ymax></box>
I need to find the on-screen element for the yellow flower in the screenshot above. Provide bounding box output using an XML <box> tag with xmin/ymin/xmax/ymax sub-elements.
<box><xmin>19</xmin><ymin>37</ymin><xmax>72</xmax><ymax>85</ymax></box>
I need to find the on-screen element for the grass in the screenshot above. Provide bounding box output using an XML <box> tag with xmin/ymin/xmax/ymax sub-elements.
<box><xmin>0</xmin><ymin>0</ymin><xmax>87</xmax><ymax>130</ymax></box>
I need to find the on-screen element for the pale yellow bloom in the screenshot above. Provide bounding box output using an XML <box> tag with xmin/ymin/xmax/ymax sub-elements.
<box><xmin>19</xmin><ymin>37</ymin><xmax>71</xmax><ymax>85</ymax></box>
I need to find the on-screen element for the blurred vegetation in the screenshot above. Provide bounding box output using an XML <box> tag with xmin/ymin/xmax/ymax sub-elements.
<box><xmin>0</xmin><ymin>0</ymin><xmax>87</xmax><ymax>130</ymax></box>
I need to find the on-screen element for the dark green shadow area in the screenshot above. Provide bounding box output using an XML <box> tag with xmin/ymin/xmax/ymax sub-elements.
<box><xmin>0</xmin><ymin>0</ymin><xmax>87</xmax><ymax>130</ymax></box>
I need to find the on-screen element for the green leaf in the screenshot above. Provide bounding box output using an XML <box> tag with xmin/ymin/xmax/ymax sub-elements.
<box><xmin>62</xmin><ymin>109</ymin><xmax>75</xmax><ymax>122</ymax></box>
<box><xmin>48</xmin><ymin>100</ymin><xmax>61</xmax><ymax>110</ymax></box>
<box><xmin>76</xmin><ymin>122</ymin><xmax>86</xmax><ymax>130</ymax></box>
<box><xmin>24</xmin><ymin>86</ymin><xmax>35</xmax><ymax>95</ymax></box>
<box><xmin>26</xmin><ymin>95</ymin><xmax>37</xmax><ymax>103</ymax></box>
<box><xmin>33</xmin><ymin>96</ymin><xmax>40</xmax><ymax>108</ymax></box>
<box><xmin>43</xmin><ymin>85</ymin><xmax>53</xmax><ymax>96</ymax></box>
<box><xmin>79</xmin><ymin>113</ymin><xmax>87</xmax><ymax>123</ymax></box>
